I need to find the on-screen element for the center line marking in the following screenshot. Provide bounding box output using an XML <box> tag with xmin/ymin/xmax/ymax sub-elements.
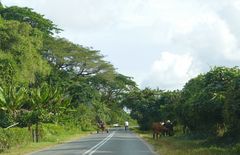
<box><xmin>83</xmin><ymin>131</ymin><xmax>115</xmax><ymax>155</ymax></box>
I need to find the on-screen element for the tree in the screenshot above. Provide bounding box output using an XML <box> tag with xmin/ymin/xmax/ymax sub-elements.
<box><xmin>158</xmin><ymin>90</ymin><xmax>181</xmax><ymax>122</ymax></box>
<box><xmin>178</xmin><ymin>67</ymin><xmax>240</xmax><ymax>136</ymax></box>
<box><xmin>28</xmin><ymin>83</ymin><xmax>71</xmax><ymax>142</ymax></box>
<box><xmin>42</xmin><ymin>37</ymin><xmax>115</xmax><ymax>77</ymax></box>
<box><xmin>89</xmin><ymin>73</ymin><xmax>137</xmax><ymax>105</ymax></box>
<box><xmin>67</xmin><ymin>78</ymin><xmax>100</xmax><ymax>107</ymax></box>
<box><xmin>0</xmin><ymin>18</ymin><xmax>50</xmax><ymax>85</ymax></box>
<box><xmin>0</xmin><ymin>85</ymin><xmax>27</xmax><ymax>127</ymax></box>
<box><xmin>222</xmin><ymin>67</ymin><xmax>240</xmax><ymax>136</ymax></box>
<box><xmin>0</xmin><ymin>5</ymin><xmax>61</xmax><ymax>35</ymax></box>
<box><xmin>0</xmin><ymin>2</ymin><xmax>3</xmax><ymax>10</ymax></box>
<box><xmin>0</xmin><ymin>85</ymin><xmax>26</xmax><ymax>119</ymax></box>
<box><xmin>121</xmin><ymin>88</ymin><xmax>158</xmax><ymax>130</ymax></box>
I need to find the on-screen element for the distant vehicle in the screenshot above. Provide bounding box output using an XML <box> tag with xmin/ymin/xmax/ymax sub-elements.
<box><xmin>113</xmin><ymin>123</ymin><xmax>120</xmax><ymax>127</ymax></box>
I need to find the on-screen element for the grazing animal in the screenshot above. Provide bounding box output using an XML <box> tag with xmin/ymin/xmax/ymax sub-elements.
<box><xmin>97</xmin><ymin>121</ymin><xmax>109</xmax><ymax>133</ymax></box>
<box><xmin>163</xmin><ymin>120</ymin><xmax>174</xmax><ymax>136</ymax></box>
<box><xmin>152</xmin><ymin>122</ymin><xmax>168</xmax><ymax>139</ymax></box>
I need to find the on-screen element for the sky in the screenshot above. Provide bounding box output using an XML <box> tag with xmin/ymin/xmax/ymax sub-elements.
<box><xmin>2</xmin><ymin>0</ymin><xmax>240</xmax><ymax>90</ymax></box>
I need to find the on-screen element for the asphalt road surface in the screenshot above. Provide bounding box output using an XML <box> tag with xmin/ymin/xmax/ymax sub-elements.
<box><xmin>29</xmin><ymin>128</ymin><xmax>156</xmax><ymax>155</ymax></box>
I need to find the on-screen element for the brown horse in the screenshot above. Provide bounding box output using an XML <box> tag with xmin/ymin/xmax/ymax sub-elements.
<box><xmin>97</xmin><ymin>121</ymin><xmax>109</xmax><ymax>133</ymax></box>
<box><xmin>152</xmin><ymin>122</ymin><xmax>168</xmax><ymax>139</ymax></box>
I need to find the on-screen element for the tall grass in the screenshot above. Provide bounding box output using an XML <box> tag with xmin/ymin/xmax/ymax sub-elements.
<box><xmin>0</xmin><ymin>123</ymin><xmax>90</xmax><ymax>154</ymax></box>
<box><xmin>0</xmin><ymin>128</ymin><xmax>31</xmax><ymax>152</ymax></box>
<box><xmin>135</xmin><ymin>129</ymin><xmax>240</xmax><ymax>155</ymax></box>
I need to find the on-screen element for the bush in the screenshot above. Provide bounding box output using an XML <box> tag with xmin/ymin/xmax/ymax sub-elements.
<box><xmin>41</xmin><ymin>123</ymin><xmax>66</xmax><ymax>142</ymax></box>
<box><xmin>0</xmin><ymin>127</ymin><xmax>31</xmax><ymax>152</ymax></box>
<box><xmin>0</xmin><ymin>111</ymin><xmax>13</xmax><ymax>128</ymax></box>
<box><xmin>0</xmin><ymin>123</ymin><xmax>85</xmax><ymax>153</ymax></box>
<box><xmin>41</xmin><ymin>123</ymin><xmax>84</xmax><ymax>142</ymax></box>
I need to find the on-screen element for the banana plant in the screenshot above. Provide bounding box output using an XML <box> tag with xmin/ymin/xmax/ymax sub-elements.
<box><xmin>0</xmin><ymin>85</ymin><xmax>27</xmax><ymax>119</ymax></box>
<box><xmin>29</xmin><ymin>83</ymin><xmax>71</xmax><ymax>119</ymax></box>
<box><xmin>29</xmin><ymin>82</ymin><xmax>71</xmax><ymax>142</ymax></box>
<box><xmin>0</xmin><ymin>87</ymin><xmax>6</xmax><ymax>110</ymax></box>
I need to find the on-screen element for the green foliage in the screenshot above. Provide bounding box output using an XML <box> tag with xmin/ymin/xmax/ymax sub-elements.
<box><xmin>92</xmin><ymin>100</ymin><xmax>111</xmax><ymax>123</ymax></box>
<box><xmin>223</xmin><ymin>68</ymin><xmax>240</xmax><ymax>136</ymax></box>
<box><xmin>178</xmin><ymin>67</ymin><xmax>240</xmax><ymax>136</ymax></box>
<box><xmin>43</xmin><ymin>37</ymin><xmax>115</xmax><ymax>77</ymax></box>
<box><xmin>89</xmin><ymin>73</ymin><xmax>137</xmax><ymax>105</ymax></box>
<box><xmin>41</xmin><ymin>124</ymin><xmax>66</xmax><ymax>142</ymax></box>
<box><xmin>123</xmin><ymin>66</ymin><xmax>240</xmax><ymax>141</ymax></box>
<box><xmin>122</xmin><ymin>88</ymin><xmax>180</xmax><ymax>130</ymax></box>
<box><xmin>0</xmin><ymin>2</ymin><xmax>139</xmax><ymax>152</ymax></box>
<box><xmin>0</xmin><ymin>58</ymin><xmax>15</xmax><ymax>85</ymax></box>
<box><xmin>0</xmin><ymin>85</ymin><xmax>26</xmax><ymax>120</ymax></box>
<box><xmin>2</xmin><ymin>1</ymin><xmax>240</xmax><ymax>152</ymax></box>
<box><xmin>0</xmin><ymin>18</ymin><xmax>50</xmax><ymax>85</ymax></box>
<box><xmin>0</xmin><ymin>111</ymin><xmax>13</xmax><ymax>128</ymax></box>
<box><xmin>0</xmin><ymin>128</ymin><xmax>31</xmax><ymax>152</ymax></box>
<box><xmin>136</xmin><ymin>129</ymin><xmax>240</xmax><ymax>155</ymax></box>
<box><xmin>0</xmin><ymin>123</ymin><xmax>85</xmax><ymax>153</ymax></box>
<box><xmin>108</xmin><ymin>106</ymin><xmax>133</xmax><ymax>125</ymax></box>
<box><xmin>67</xmin><ymin>79</ymin><xmax>100</xmax><ymax>107</ymax></box>
<box><xmin>0</xmin><ymin>2</ymin><xmax>3</xmax><ymax>9</ymax></box>
<box><xmin>40</xmin><ymin>36</ymin><xmax>137</xmax><ymax>127</ymax></box>
<box><xmin>0</xmin><ymin>6</ymin><xmax>61</xmax><ymax>35</ymax></box>
<box><xmin>28</xmin><ymin>83</ymin><xmax>71</xmax><ymax>124</ymax></box>
<box><xmin>76</xmin><ymin>105</ymin><xmax>96</xmax><ymax>131</ymax></box>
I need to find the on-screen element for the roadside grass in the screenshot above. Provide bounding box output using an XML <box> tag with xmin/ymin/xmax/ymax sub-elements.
<box><xmin>133</xmin><ymin>129</ymin><xmax>240</xmax><ymax>155</ymax></box>
<box><xmin>1</xmin><ymin>133</ymin><xmax>89</xmax><ymax>155</ymax></box>
<box><xmin>0</xmin><ymin>124</ymin><xmax>92</xmax><ymax>155</ymax></box>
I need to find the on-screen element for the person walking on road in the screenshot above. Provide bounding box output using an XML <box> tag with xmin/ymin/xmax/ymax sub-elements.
<box><xmin>124</xmin><ymin>121</ymin><xmax>129</xmax><ymax>131</ymax></box>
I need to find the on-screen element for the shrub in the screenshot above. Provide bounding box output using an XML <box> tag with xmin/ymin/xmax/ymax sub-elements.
<box><xmin>0</xmin><ymin>127</ymin><xmax>31</xmax><ymax>152</ymax></box>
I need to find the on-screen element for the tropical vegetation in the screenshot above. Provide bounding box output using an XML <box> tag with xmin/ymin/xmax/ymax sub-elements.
<box><xmin>0</xmin><ymin>2</ymin><xmax>240</xmax><ymax>154</ymax></box>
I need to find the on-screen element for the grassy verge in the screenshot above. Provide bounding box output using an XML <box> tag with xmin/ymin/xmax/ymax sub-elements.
<box><xmin>133</xmin><ymin>129</ymin><xmax>240</xmax><ymax>155</ymax></box>
<box><xmin>0</xmin><ymin>124</ymin><xmax>92</xmax><ymax>155</ymax></box>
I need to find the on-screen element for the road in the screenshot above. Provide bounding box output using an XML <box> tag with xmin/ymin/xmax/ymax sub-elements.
<box><xmin>29</xmin><ymin>128</ymin><xmax>156</xmax><ymax>155</ymax></box>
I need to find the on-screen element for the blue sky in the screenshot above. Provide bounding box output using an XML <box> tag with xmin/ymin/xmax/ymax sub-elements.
<box><xmin>2</xmin><ymin>0</ymin><xmax>240</xmax><ymax>90</ymax></box>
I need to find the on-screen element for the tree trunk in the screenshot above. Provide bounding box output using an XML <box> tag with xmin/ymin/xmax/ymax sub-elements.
<box><xmin>36</xmin><ymin>122</ymin><xmax>39</xmax><ymax>143</ymax></box>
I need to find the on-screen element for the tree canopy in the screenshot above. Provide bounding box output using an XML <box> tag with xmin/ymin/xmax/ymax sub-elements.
<box><xmin>1</xmin><ymin>2</ymin><xmax>240</xmax><ymax>146</ymax></box>
<box><xmin>0</xmin><ymin>3</ymin><xmax>136</xmax><ymax>131</ymax></box>
<box><xmin>0</xmin><ymin>18</ymin><xmax>50</xmax><ymax>85</ymax></box>
<box><xmin>0</xmin><ymin>5</ymin><xmax>61</xmax><ymax>35</ymax></box>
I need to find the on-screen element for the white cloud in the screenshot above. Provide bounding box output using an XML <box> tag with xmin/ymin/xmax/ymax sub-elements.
<box><xmin>2</xmin><ymin>0</ymin><xmax>240</xmax><ymax>90</ymax></box>
<box><xmin>142</xmin><ymin>52</ymin><xmax>199</xmax><ymax>90</ymax></box>
<box><xmin>139</xmin><ymin>0</ymin><xmax>240</xmax><ymax>90</ymax></box>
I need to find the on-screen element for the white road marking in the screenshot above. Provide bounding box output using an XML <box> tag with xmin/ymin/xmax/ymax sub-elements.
<box><xmin>83</xmin><ymin>131</ymin><xmax>115</xmax><ymax>155</ymax></box>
